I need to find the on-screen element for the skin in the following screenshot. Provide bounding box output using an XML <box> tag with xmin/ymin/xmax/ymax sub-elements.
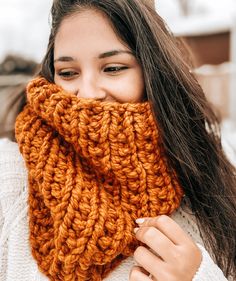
<box><xmin>130</xmin><ymin>216</ymin><xmax>202</xmax><ymax>281</ymax></box>
<box><xmin>53</xmin><ymin>9</ymin><xmax>202</xmax><ymax>281</ymax></box>
<box><xmin>54</xmin><ymin>9</ymin><xmax>144</xmax><ymax>102</ymax></box>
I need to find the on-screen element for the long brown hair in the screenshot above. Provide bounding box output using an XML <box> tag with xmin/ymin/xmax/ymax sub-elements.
<box><xmin>13</xmin><ymin>0</ymin><xmax>236</xmax><ymax>278</ymax></box>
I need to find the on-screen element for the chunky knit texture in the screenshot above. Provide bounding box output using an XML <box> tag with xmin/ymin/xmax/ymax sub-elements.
<box><xmin>0</xmin><ymin>139</ymin><xmax>230</xmax><ymax>281</ymax></box>
<box><xmin>15</xmin><ymin>77</ymin><xmax>183</xmax><ymax>281</ymax></box>
<box><xmin>0</xmin><ymin>138</ymin><xmax>230</xmax><ymax>281</ymax></box>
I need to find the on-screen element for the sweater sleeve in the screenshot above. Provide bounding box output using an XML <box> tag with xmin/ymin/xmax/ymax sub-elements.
<box><xmin>171</xmin><ymin>203</ymin><xmax>229</xmax><ymax>281</ymax></box>
<box><xmin>0</xmin><ymin>138</ymin><xmax>48</xmax><ymax>281</ymax></box>
<box><xmin>104</xmin><ymin>203</ymin><xmax>230</xmax><ymax>281</ymax></box>
<box><xmin>192</xmin><ymin>244</ymin><xmax>228</xmax><ymax>281</ymax></box>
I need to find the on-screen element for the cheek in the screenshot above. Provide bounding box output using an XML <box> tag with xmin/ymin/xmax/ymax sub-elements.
<box><xmin>113</xmin><ymin>72</ymin><xmax>145</xmax><ymax>102</ymax></box>
<box><xmin>54</xmin><ymin>77</ymin><xmax>78</xmax><ymax>95</ymax></box>
<box><xmin>126</xmin><ymin>82</ymin><xmax>144</xmax><ymax>102</ymax></box>
<box><xmin>130</xmin><ymin>68</ymin><xmax>145</xmax><ymax>102</ymax></box>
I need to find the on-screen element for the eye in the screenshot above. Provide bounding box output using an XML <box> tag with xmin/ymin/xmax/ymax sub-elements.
<box><xmin>104</xmin><ymin>66</ymin><xmax>128</xmax><ymax>74</ymax></box>
<box><xmin>57</xmin><ymin>70</ymin><xmax>79</xmax><ymax>79</ymax></box>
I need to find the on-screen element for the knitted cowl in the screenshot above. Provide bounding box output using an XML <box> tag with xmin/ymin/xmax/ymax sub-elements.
<box><xmin>15</xmin><ymin>77</ymin><xmax>184</xmax><ymax>281</ymax></box>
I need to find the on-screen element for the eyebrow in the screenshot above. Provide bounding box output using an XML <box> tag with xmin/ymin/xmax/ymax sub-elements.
<box><xmin>98</xmin><ymin>50</ymin><xmax>133</xmax><ymax>59</ymax></box>
<box><xmin>54</xmin><ymin>56</ymin><xmax>75</xmax><ymax>63</ymax></box>
<box><xmin>54</xmin><ymin>50</ymin><xmax>134</xmax><ymax>63</ymax></box>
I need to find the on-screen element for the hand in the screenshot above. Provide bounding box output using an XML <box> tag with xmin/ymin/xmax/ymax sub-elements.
<box><xmin>129</xmin><ymin>215</ymin><xmax>202</xmax><ymax>281</ymax></box>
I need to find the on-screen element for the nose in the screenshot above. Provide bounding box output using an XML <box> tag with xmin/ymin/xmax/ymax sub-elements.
<box><xmin>75</xmin><ymin>75</ymin><xmax>107</xmax><ymax>100</ymax></box>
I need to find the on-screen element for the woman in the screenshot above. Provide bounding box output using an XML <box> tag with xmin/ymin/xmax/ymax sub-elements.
<box><xmin>0</xmin><ymin>0</ymin><xmax>235</xmax><ymax>280</ymax></box>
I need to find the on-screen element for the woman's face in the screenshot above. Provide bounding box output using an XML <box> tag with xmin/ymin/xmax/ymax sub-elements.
<box><xmin>54</xmin><ymin>9</ymin><xmax>145</xmax><ymax>103</ymax></box>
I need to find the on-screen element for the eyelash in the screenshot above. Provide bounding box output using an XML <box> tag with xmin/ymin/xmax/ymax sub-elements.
<box><xmin>57</xmin><ymin>66</ymin><xmax>128</xmax><ymax>79</ymax></box>
<box><xmin>58</xmin><ymin>70</ymin><xmax>78</xmax><ymax>78</ymax></box>
<box><xmin>104</xmin><ymin>66</ymin><xmax>128</xmax><ymax>73</ymax></box>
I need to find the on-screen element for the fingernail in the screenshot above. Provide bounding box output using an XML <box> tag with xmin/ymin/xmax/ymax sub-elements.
<box><xmin>133</xmin><ymin>227</ymin><xmax>139</xmax><ymax>234</ymax></box>
<box><xmin>135</xmin><ymin>218</ymin><xmax>145</xmax><ymax>224</ymax></box>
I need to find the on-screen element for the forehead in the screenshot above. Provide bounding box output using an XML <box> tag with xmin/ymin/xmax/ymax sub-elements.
<box><xmin>54</xmin><ymin>9</ymin><xmax>129</xmax><ymax>56</ymax></box>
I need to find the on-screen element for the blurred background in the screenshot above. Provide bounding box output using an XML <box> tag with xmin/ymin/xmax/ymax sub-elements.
<box><xmin>0</xmin><ymin>0</ymin><xmax>236</xmax><ymax>164</ymax></box>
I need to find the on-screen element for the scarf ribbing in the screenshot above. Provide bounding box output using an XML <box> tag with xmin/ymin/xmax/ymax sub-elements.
<box><xmin>15</xmin><ymin>77</ymin><xmax>184</xmax><ymax>281</ymax></box>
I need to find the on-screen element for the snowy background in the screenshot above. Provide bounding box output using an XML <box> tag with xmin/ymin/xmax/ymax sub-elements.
<box><xmin>0</xmin><ymin>0</ymin><xmax>236</xmax><ymax>163</ymax></box>
<box><xmin>1</xmin><ymin>0</ymin><xmax>236</xmax><ymax>62</ymax></box>
<box><xmin>0</xmin><ymin>0</ymin><xmax>52</xmax><ymax>63</ymax></box>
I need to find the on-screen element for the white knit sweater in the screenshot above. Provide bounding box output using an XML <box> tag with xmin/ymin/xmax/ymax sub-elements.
<box><xmin>0</xmin><ymin>138</ymin><xmax>228</xmax><ymax>281</ymax></box>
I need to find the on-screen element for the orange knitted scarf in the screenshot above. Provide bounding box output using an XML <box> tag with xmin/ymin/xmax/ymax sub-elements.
<box><xmin>15</xmin><ymin>77</ymin><xmax>184</xmax><ymax>281</ymax></box>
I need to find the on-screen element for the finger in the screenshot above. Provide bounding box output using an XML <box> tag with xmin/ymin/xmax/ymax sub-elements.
<box><xmin>136</xmin><ymin>215</ymin><xmax>193</xmax><ymax>245</ymax></box>
<box><xmin>133</xmin><ymin>246</ymin><xmax>165</xmax><ymax>279</ymax></box>
<box><xmin>129</xmin><ymin>265</ymin><xmax>152</xmax><ymax>281</ymax></box>
<box><xmin>135</xmin><ymin>226</ymin><xmax>174</xmax><ymax>261</ymax></box>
